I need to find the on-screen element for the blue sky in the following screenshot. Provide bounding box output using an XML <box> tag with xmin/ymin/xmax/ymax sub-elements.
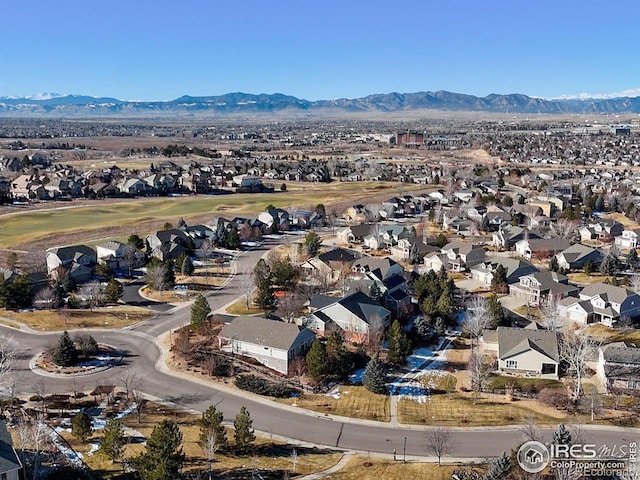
<box><xmin>1</xmin><ymin>0</ymin><xmax>639</xmax><ymax>101</ymax></box>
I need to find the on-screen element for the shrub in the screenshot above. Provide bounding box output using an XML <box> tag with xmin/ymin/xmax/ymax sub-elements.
<box><xmin>538</xmin><ymin>387</ymin><xmax>570</xmax><ymax>410</ymax></box>
<box><xmin>234</xmin><ymin>374</ymin><xmax>297</xmax><ymax>398</ymax></box>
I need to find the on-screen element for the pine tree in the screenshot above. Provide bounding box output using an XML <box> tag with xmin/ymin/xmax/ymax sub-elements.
<box><xmin>628</xmin><ymin>248</ymin><xmax>639</xmax><ymax>271</ymax></box>
<box><xmin>53</xmin><ymin>330</ymin><xmax>78</xmax><ymax>367</ymax></box>
<box><xmin>435</xmin><ymin>233</ymin><xmax>448</xmax><ymax>248</ymax></box>
<box><xmin>600</xmin><ymin>252</ymin><xmax>619</xmax><ymax>276</ymax></box>
<box><xmin>306</xmin><ymin>339</ymin><xmax>329</xmax><ymax>380</ymax></box>
<box><xmin>199</xmin><ymin>405</ymin><xmax>227</xmax><ymax>450</ymax></box>
<box><xmin>409</xmin><ymin>243</ymin><xmax>421</xmax><ymax>264</ymax></box>
<box><xmin>491</xmin><ymin>264</ymin><xmax>508</xmax><ymax>293</ymax></box>
<box><xmin>434</xmin><ymin>317</ymin><xmax>446</xmax><ymax>336</ymax></box>
<box><xmin>486</xmin><ymin>452</ymin><xmax>512</xmax><ymax>480</ymax></box>
<box><xmin>595</xmin><ymin>195</ymin><xmax>605</xmax><ymax>212</ymax></box>
<box><xmin>233</xmin><ymin>406</ymin><xmax>256</xmax><ymax>454</ymax></box>
<box><xmin>190</xmin><ymin>294</ymin><xmax>211</xmax><ymax>329</ymax></box>
<box><xmin>326</xmin><ymin>332</ymin><xmax>352</xmax><ymax>379</ymax></box>
<box><xmin>227</xmin><ymin>227</ymin><xmax>241</xmax><ymax>249</ymax></box>
<box><xmin>181</xmin><ymin>256</ymin><xmax>194</xmax><ymax>276</ymax></box>
<box><xmin>487</xmin><ymin>294</ymin><xmax>506</xmax><ymax>327</ymax></box>
<box><xmin>584</xmin><ymin>259</ymin><xmax>595</xmax><ymax>275</ymax></box>
<box><xmin>128</xmin><ymin>233</ymin><xmax>144</xmax><ymax>250</ymax></box>
<box><xmin>549</xmin><ymin>255</ymin><xmax>559</xmax><ymax>272</ymax></box>
<box><xmin>552</xmin><ymin>424</ymin><xmax>572</xmax><ymax>445</ymax></box>
<box><xmin>414</xmin><ymin>316</ymin><xmax>434</xmax><ymax>341</ymax></box>
<box><xmin>363</xmin><ymin>357</ymin><xmax>388</xmax><ymax>395</ymax></box>
<box><xmin>304</xmin><ymin>231</ymin><xmax>322</xmax><ymax>257</ymax></box>
<box><xmin>369</xmin><ymin>282</ymin><xmax>383</xmax><ymax>304</ymax></box>
<box><xmin>72</xmin><ymin>412</ymin><xmax>93</xmax><ymax>441</ymax></box>
<box><xmin>133</xmin><ymin>419</ymin><xmax>185</xmax><ymax>480</ymax></box>
<box><xmin>103</xmin><ymin>279</ymin><xmax>124</xmax><ymax>303</ymax></box>
<box><xmin>435</xmin><ymin>288</ymin><xmax>455</xmax><ymax>319</ymax></box>
<box><xmin>163</xmin><ymin>259</ymin><xmax>176</xmax><ymax>288</ymax></box>
<box><xmin>387</xmin><ymin>320</ymin><xmax>412</xmax><ymax>365</ymax></box>
<box><xmin>99</xmin><ymin>418</ymin><xmax>125</xmax><ymax>462</ymax></box>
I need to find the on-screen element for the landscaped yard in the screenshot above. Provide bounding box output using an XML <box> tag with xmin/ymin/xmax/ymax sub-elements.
<box><xmin>397</xmin><ymin>393</ymin><xmax>566</xmax><ymax>426</ymax></box>
<box><xmin>567</xmin><ymin>272</ymin><xmax>614</xmax><ymax>285</ymax></box>
<box><xmin>0</xmin><ymin>306</ymin><xmax>152</xmax><ymax>331</ymax></box>
<box><xmin>331</xmin><ymin>456</ymin><xmax>482</xmax><ymax>480</ymax></box>
<box><xmin>225</xmin><ymin>298</ymin><xmax>264</xmax><ymax>315</ymax></box>
<box><xmin>276</xmin><ymin>386</ymin><xmax>391</xmax><ymax>422</ymax></box>
<box><xmin>59</xmin><ymin>401</ymin><xmax>342</xmax><ymax>479</ymax></box>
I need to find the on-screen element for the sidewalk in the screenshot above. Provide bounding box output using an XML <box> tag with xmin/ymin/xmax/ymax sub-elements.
<box><xmin>298</xmin><ymin>452</ymin><xmax>354</xmax><ymax>479</ymax></box>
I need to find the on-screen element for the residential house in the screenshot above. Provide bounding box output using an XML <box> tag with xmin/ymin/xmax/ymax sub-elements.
<box><xmin>117</xmin><ymin>178</ymin><xmax>151</xmax><ymax>196</ymax></box>
<box><xmin>146</xmin><ymin>229</ymin><xmax>192</xmax><ymax>261</ymax></box>
<box><xmin>471</xmin><ymin>257</ymin><xmax>539</xmax><ymax>286</ymax></box>
<box><xmin>597</xmin><ymin>342</ymin><xmax>640</xmax><ymax>392</ymax></box>
<box><xmin>615</xmin><ymin>228</ymin><xmax>640</xmax><ymax>250</ymax></box>
<box><xmin>509</xmin><ymin>271</ymin><xmax>578</xmax><ymax>306</ymax></box>
<box><xmin>300</xmin><ymin>247</ymin><xmax>360</xmax><ymax>284</ymax></box>
<box><xmin>579</xmin><ymin>220</ymin><xmax>624</xmax><ymax>243</ymax></box>
<box><xmin>555</xmin><ymin>243</ymin><xmax>602</xmax><ymax>270</ymax></box>
<box><xmin>0</xmin><ymin>420</ymin><xmax>22</xmax><ymax>480</ymax></box>
<box><xmin>351</xmin><ymin>256</ymin><xmax>404</xmax><ymax>283</ymax></box>
<box><xmin>440</xmin><ymin>241</ymin><xmax>485</xmax><ymax>272</ymax></box>
<box><xmin>481</xmin><ymin>326</ymin><xmax>559</xmax><ymax>379</ymax></box>
<box><xmin>390</xmin><ymin>236</ymin><xmax>438</xmax><ymax>262</ymax></box>
<box><xmin>306</xmin><ymin>291</ymin><xmax>391</xmax><ymax>341</ymax></box>
<box><xmin>258</xmin><ymin>207</ymin><xmax>290</xmax><ymax>231</ymax></box>
<box><xmin>337</xmin><ymin>224</ymin><xmax>373</xmax><ymax>244</ymax></box>
<box><xmin>218</xmin><ymin>316</ymin><xmax>316</xmax><ymax>375</ymax></box>
<box><xmin>492</xmin><ymin>225</ymin><xmax>543</xmax><ymax>250</ymax></box>
<box><xmin>515</xmin><ymin>238</ymin><xmax>571</xmax><ymax>261</ymax></box>
<box><xmin>46</xmin><ymin>245</ymin><xmax>97</xmax><ymax>282</ymax></box>
<box><xmin>96</xmin><ymin>241</ymin><xmax>143</xmax><ymax>271</ymax></box>
<box><xmin>557</xmin><ymin>282</ymin><xmax>640</xmax><ymax>327</ymax></box>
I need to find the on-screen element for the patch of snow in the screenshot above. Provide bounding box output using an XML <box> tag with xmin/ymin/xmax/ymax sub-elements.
<box><xmin>349</xmin><ymin>368</ymin><xmax>365</xmax><ymax>384</ymax></box>
<box><xmin>87</xmin><ymin>443</ymin><xmax>99</xmax><ymax>456</ymax></box>
<box><xmin>326</xmin><ymin>386</ymin><xmax>341</xmax><ymax>399</ymax></box>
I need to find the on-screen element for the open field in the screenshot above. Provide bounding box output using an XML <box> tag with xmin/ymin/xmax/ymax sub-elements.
<box><xmin>0</xmin><ymin>306</ymin><xmax>152</xmax><ymax>331</ymax></box>
<box><xmin>331</xmin><ymin>457</ymin><xmax>483</xmax><ymax>480</ymax></box>
<box><xmin>276</xmin><ymin>386</ymin><xmax>391</xmax><ymax>422</ymax></box>
<box><xmin>0</xmin><ymin>181</ymin><xmax>428</xmax><ymax>250</ymax></box>
<box><xmin>58</xmin><ymin>401</ymin><xmax>341</xmax><ymax>479</ymax></box>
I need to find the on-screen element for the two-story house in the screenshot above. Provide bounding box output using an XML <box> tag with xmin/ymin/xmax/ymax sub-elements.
<box><xmin>555</xmin><ymin>243</ymin><xmax>602</xmax><ymax>270</ymax></box>
<box><xmin>509</xmin><ymin>271</ymin><xmax>578</xmax><ymax>306</ymax></box>
<box><xmin>557</xmin><ymin>282</ymin><xmax>640</xmax><ymax>326</ymax></box>
<box><xmin>615</xmin><ymin>228</ymin><xmax>640</xmax><ymax>250</ymax></box>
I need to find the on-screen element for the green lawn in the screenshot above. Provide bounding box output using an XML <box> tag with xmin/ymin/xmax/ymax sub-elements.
<box><xmin>0</xmin><ymin>182</ymin><xmax>425</xmax><ymax>248</ymax></box>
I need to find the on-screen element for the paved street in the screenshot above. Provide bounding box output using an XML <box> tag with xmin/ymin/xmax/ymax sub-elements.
<box><xmin>2</xmin><ymin>235</ymin><xmax>640</xmax><ymax>460</ymax></box>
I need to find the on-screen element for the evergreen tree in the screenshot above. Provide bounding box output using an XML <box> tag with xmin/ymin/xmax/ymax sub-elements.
<box><xmin>363</xmin><ymin>357</ymin><xmax>388</xmax><ymax>395</ymax></box>
<box><xmin>487</xmin><ymin>294</ymin><xmax>506</xmax><ymax>327</ymax></box>
<box><xmin>595</xmin><ymin>195</ymin><xmax>605</xmax><ymax>212</ymax></box>
<box><xmin>133</xmin><ymin>419</ymin><xmax>185</xmax><ymax>480</ymax></box>
<box><xmin>226</xmin><ymin>227</ymin><xmax>241</xmax><ymax>249</ymax></box>
<box><xmin>414</xmin><ymin>316</ymin><xmax>435</xmax><ymax>342</ymax></box>
<box><xmin>163</xmin><ymin>260</ymin><xmax>176</xmax><ymax>289</ymax></box>
<box><xmin>304</xmin><ymin>231</ymin><xmax>323</xmax><ymax>257</ymax></box>
<box><xmin>435</xmin><ymin>233</ymin><xmax>448</xmax><ymax>248</ymax></box>
<box><xmin>369</xmin><ymin>282</ymin><xmax>383</xmax><ymax>304</ymax></box>
<box><xmin>53</xmin><ymin>330</ymin><xmax>78</xmax><ymax>367</ymax></box>
<box><xmin>181</xmin><ymin>256</ymin><xmax>195</xmax><ymax>276</ymax></box>
<box><xmin>99</xmin><ymin>418</ymin><xmax>125</xmax><ymax>462</ymax></box>
<box><xmin>198</xmin><ymin>405</ymin><xmax>227</xmax><ymax>450</ymax></box>
<box><xmin>233</xmin><ymin>406</ymin><xmax>256</xmax><ymax>454</ymax></box>
<box><xmin>72</xmin><ymin>412</ymin><xmax>93</xmax><ymax>441</ymax></box>
<box><xmin>104</xmin><ymin>279</ymin><xmax>124</xmax><ymax>303</ymax></box>
<box><xmin>491</xmin><ymin>264</ymin><xmax>508</xmax><ymax>293</ymax></box>
<box><xmin>435</xmin><ymin>287</ymin><xmax>455</xmax><ymax>319</ymax></box>
<box><xmin>128</xmin><ymin>234</ymin><xmax>145</xmax><ymax>251</ymax></box>
<box><xmin>583</xmin><ymin>259</ymin><xmax>595</xmax><ymax>275</ymax></box>
<box><xmin>434</xmin><ymin>317</ymin><xmax>446</xmax><ymax>336</ymax></box>
<box><xmin>191</xmin><ymin>294</ymin><xmax>211</xmax><ymax>330</ymax></box>
<box><xmin>549</xmin><ymin>255</ymin><xmax>559</xmax><ymax>272</ymax></box>
<box><xmin>600</xmin><ymin>252</ymin><xmax>620</xmax><ymax>276</ymax></box>
<box><xmin>486</xmin><ymin>452</ymin><xmax>512</xmax><ymax>480</ymax></box>
<box><xmin>409</xmin><ymin>243</ymin><xmax>422</xmax><ymax>264</ymax></box>
<box><xmin>387</xmin><ymin>319</ymin><xmax>412</xmax><ymax>365</ymax></box>
<box><xmin>306</xmin><ymin>339</ymin><xmax>329</xmax><ymax>380</ymax></box>
<box><xmin>420</xmin><ymin>295</ymin><xmax>438</xmax><ymax>316</ymax></box>
<box><xmin>326</xmin><ymin>332</ymin><xmax>352</xmax><ymax>379</ymax></box>
<box><xmin>628</xmin><ymin>248</ymin><xmax>639</xmax><ymax>271</ymax></box>
<box><xmin>552</xmin><ymin>424</ymin><xmax>572</xmax><ymax>445</ymax></box>
<box><xmin>271</xmin><ymin>257</ymin><xmax>297</xmax><ymax>291</ymax></box>
<box><xmin>4</xmin><ymin>274</ymin><xmax>33</xmax><ymax>309</ymax></box>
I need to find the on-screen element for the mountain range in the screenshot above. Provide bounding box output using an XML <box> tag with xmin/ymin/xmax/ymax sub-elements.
<box><xmin>2</xmin><ymin>90</ymin><xmax>640</xmax><ymax>117</ymax></box>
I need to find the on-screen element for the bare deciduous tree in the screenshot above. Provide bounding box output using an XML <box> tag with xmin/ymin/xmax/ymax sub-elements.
<box><xmin>197</xmin><ymin>239</ymin><xmax>215</xmax><ymax>277</ymax></box>
<box><xmin>365</xmin><ymin>314</ymin><xmax>386</xmax><ymax>356</ymax></box>
<box><xmin>238</xmin><ymin>270</ymin><xmax>254</xmax><ymax>309</ymax></box>
<box><xmin>462</xmin><ymin>295</ymin><xmax>490</xmax><ymax>349</ymax></box>
<box><xmin>0</xmin><ymin>334</ymin><xmax>16</xmax><ymax>390</ymax></box>
<box><xmin>519</xmin><ymin>415</ymin><xmax>541</xmax><ymax>442</ymax></box>
<box><xmin>119</xmin><ymin>368</ymin><xmax>142</xmax><ymax>401</ymax></box>
<box><xmin>132</xmin><ymin>387</ymin><xmax>145</xmax><ymax>424</ymax></box>
<box><xmin>289</xmin><ymin>356</ymin><xmax>307</xmax><ymax>380</ymax></box>
<box><xmin>560</xmin><ymin>332</ymin><xmax>603</xmax><ymax>400</ymax></box>
<box><xmin>540</xmin><ymin>294</ymin><xmax>562</xmax><ymax>331</ymax></box>
<box><xmin>630</xmin><ymin>275</ymin><xmax>640</xmax><ymax>295</ymax></box>
<box><xmin>290</xmin><ymin>447</ymin><xmax>298</xmax><ymax>473</ymax></box>
<box><xmin>468</xmin><ymin>351</ymin><xmax>495</xmax><ymax>404</ymax></box>
<box><xmin>23</xmin><ymin>249</ymin><xmax>47</xmax><ymax>274</ymax></box>
<box><xmin>425</xmin><ymin>426</ymin><xmax>454</xmax><ymax>466</ymax></box>
<box><xmin>202</xmin><ymin>429</ymin><xmax>218</xmax><ymax>480</ymax></box>
<box><xmin>276</xmin><ymin>293</ymin><xmax>305</xmax><ymax>323</ymax></box>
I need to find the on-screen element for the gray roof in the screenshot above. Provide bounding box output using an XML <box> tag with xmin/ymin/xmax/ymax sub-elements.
<box><xmin>601</xmin><ymin>342</ymin><xmax>640</xmax><ymax>365</ymax></box>
<box><xmin>309</xmin><ymin>294</ymin><xmax>339</xmax><ymax>310</ymax></box>
<box><xmin>219</xmin><ymin>316</ymin><xmax>315</xmax><ymax>351</ymax></box>
<box><xmin>352</xmin><ymin>256</ymin><xmax>400</xmax><ymax>280</ymax></box>
<box><xmin>496</xmin><ymin>326</ymin><xmax>559</xmax><ymax>362</ymax></box>
<box><xmin>473</xmin><ymin>257</ymin><xmax>539</xmax><ymax>282</ymax></box>
<box><xmin>339</xmin><ymin>291</ymin><xmax>390</xmax><ymax>325</ymax></box>
<box><xmin>519</xmin><ymin>238</ymin><xmax>571</xmax><ymax>253</ymax></box>
<box><xmin>581</xmin><ymin>282</ymin><xmax>637</xmax><ymax>305</ymax></box>
<box><xmin>47</xmin><ymin>244</ymin><xmax>96</xmax><ymax>262</ymax></box>
<box><xmin>0</xmin><ymin>420</ymin><xmax>21</xmax><ymax>473</ymax></box>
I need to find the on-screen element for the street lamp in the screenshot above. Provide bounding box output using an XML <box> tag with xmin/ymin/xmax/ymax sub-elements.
<box><xmin>403</xmin><ymin>436</ymin><xmax>407</xmax><ymax>463</ymax></box>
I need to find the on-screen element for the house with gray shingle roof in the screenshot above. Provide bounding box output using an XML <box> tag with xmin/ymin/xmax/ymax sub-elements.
<box><xmin>306</xmin><ymin>291</ymin><xmax>391</xmax><ymax>342</ymax></box>
<box><xmin>471</xmin><ymin>257</ymin><xmax>539</xmax><ymax>286</ymax></box>
<box><xmin>46</xmin><ymin>244</ymin><xmax>97</xmax><ymax>283</ymax></box>
<box><xmin>597</xmin><ymin>342</ymin><xmax>640</xmax><ymax>392</ymax></box>
<box><xmin>515</xmin><ymin>238</ymin><xmax>571</xmax><ymax>260</ymax></box>
<box><xmin>508</xmin><ymin>271</ymin><xmax>578</xmax><ymax>306</ymax></box>
<box><xmin>481</xmin><ymin>326</ymin><xmax>559</xmax><ymax>379</ymax></box>
<box><xmin>218</xmin><ymin>316</ymin><xmax>315</xmax><ymax>375</ymax></box>
<box><xmin>555</xmin><ymin>243</ymin><xmax>602</xmax><ymax>270</ymax></box>
<box><xmin>557</xmin><ymin>282</ymin><xmax>640</xmax><ymax>327</ymax></box>
<box><xmin>0</xmin><ymin>419</ymin><xmax>22</xmax><ymax>480</ymax></box>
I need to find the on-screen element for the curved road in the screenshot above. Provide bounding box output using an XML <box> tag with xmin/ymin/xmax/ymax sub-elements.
<box><xmin>3</xmin><ymin>236</ymin><xmax>639</xmax><ymax>460</ymax></box>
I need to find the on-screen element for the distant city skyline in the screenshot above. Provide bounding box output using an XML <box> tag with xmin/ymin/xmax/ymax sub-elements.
<box><xmin>2</xmin><ymin>0</ymin><xmax>639</xmax><ymax>101</ymax></box>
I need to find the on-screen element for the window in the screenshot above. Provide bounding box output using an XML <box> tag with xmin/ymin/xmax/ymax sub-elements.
<box><xmin>628</xmin><ymin>380</ymin><xmax>639</xmax><ymax>390</ymax></box>
<box><xmin>506</xmin><ymin>360</ymin><xmax>517</xmax><ymax>369</ymax></box>
<box><xmin>542</xmin><ymin>363</ymin><xmax>556</xmax><ymax>375</ymax></box>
